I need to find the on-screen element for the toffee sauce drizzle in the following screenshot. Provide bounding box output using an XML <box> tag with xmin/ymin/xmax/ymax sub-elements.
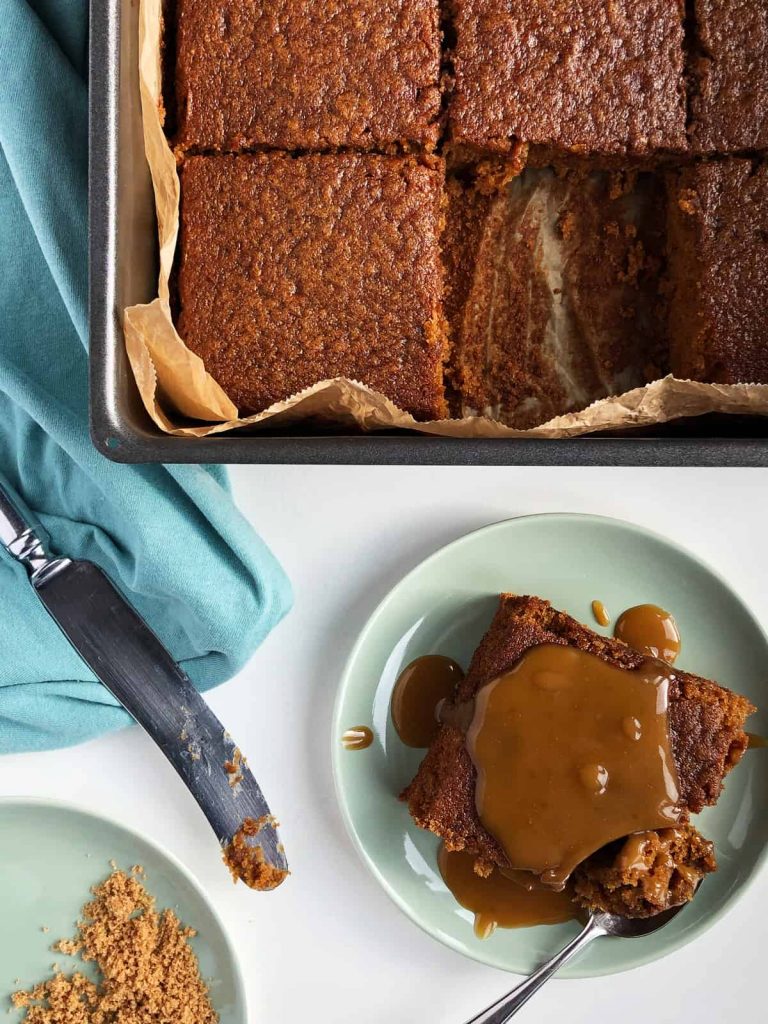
<box><xmin>614</xmin><ymin>604</ymin><xmax>681</xmax><ymax>664</ymax></box>
<box><xmin>390</xmin><ymin>655</ymin><xmax>464</xmax><ymax>748</ymax></box>
<box><xmin>591</xmin><ymin>599</ymin><xmax>610</xmax><ymax>627</ymax></box>
<box><xmin>437</xmin><ymin>845</ymin><xmax>576</xmax><ymax>939</ymax></box>
<box><xmin>464</xmin><ymin>644</ymin><xmax>682</xmax><ymax>890</ymax></box>
<box><xmin>392</xmin><ymin>615</ymin><xmax>685</xmax><ymax>933</ymax></box>
<box><xmin>341</xmin><ymin>726</ymin><xmax>373</xmax><ymax>751</ymax></box>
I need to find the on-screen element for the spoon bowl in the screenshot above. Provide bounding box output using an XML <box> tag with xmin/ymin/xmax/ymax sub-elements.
<box><xmin>591</xmin><ymin>901</ymin><xmax>691</xmax><ymax>938</ymax></box>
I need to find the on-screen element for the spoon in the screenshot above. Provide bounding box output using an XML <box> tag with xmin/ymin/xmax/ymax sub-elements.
<box><xmin>466</xmin><ymin>902</ymin><xmax>691</xmax><ymax>1023</ymax></box>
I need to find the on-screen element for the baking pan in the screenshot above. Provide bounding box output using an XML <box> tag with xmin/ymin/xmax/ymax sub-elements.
<box><xmin>88</xmin><ymin>0</ymin><xmax>768</xmax><ymax>466</ymax></box>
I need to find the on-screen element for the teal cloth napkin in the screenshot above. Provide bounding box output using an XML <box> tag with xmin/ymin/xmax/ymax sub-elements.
<box><xmin>0</xmin><ymin>0</ymin><xmax>292</xmax><ymax>753</ymax></box>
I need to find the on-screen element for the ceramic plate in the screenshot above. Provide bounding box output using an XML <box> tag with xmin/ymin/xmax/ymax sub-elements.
<box><xmin>0</xmin><ymin>798</ymin><xmax>246</xmax><ymax>1021</ymax></box>
<box><xmin>332</xmin><ymin>514</ymin><xmax>768</xmax><ymax>977</ymax></box>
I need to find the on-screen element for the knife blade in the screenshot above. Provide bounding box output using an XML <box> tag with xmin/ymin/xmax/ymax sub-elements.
<box><xmin>0</xmin><ymin>479</ymin><xmax>288</xmax><ymax>889</ymax></box>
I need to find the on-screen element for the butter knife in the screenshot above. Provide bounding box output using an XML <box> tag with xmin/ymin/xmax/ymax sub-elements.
<box><xmin>0</xmin><ymin>479</ymin><xmax>288</xmax><ymax>890</ymax></box>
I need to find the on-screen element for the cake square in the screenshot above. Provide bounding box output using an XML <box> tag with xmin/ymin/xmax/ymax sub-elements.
<box><xmin>174</xmin><ymin>0</ymin><xmax>442</xmax><ymax>151</ymax></box>
<box><xmin>448</xmin><ymin>0</ymin><xmax>687</xmax><ymax>155</ymax></box>
<box><xmin>448</xmin><ymin>0</ymin><xmax>688</xmax><ymax>155</ymax></box>
<box><xmin>402</xmin><ymin>594</ymin><xmax>753</xmax><ymax>915</ymax></box>
<box><xmin>444</xmin><ymin>168</ymin><xmax>668</xmax><ymax>427</ymax></box>
<box><xmin>689</xmin><ymin>0</ymin><xmax>768</xmax><ymax>152</ymax></box>
<box><xmin>176</xmin><ymin>153</ymin><xmax>448</xmax><ymax>419</ymax></box>
<box><xmin>667</xmin><ymin>159</ymin><xmax>768</xmax><ymax>384</ymax></box>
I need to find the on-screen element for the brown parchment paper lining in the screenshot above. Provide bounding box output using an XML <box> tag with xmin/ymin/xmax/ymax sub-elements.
<box><xmin>124</xmin><ymin>0</ymin><xmax>768</xmax><ymax>439</ymax></box>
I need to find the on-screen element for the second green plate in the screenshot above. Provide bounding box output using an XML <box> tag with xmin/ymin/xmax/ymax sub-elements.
<box><xmin>0</xmin><ymin>799</ymin><xmax>246</xmax><ymax>1021</ymax></box>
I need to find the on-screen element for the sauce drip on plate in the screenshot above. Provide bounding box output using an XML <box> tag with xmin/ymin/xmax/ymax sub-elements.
<box><xmin>391</xmin><ymin>655</ymin><xmax>464</xmax><ymax>748</ymax></box>
<box><xmin>341</xmin><ymin>726</ymin><xmax>373</xmax><ymax>751</ymax></box>
<box><xmin>438</xmin><ymin>845</ymin><xmax>577</xmax><ymax>939</ymax></box>
<box><xmin>614</xmin><ymin>604</ymin><xmax>681</xmax><ymax>664</ymax></box>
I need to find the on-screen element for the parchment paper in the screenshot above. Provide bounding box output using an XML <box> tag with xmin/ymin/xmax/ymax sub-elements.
<box><xmin>124</xmin><ymin>0</ymin><xmax>768</xmax><ymax>439</ymax></box>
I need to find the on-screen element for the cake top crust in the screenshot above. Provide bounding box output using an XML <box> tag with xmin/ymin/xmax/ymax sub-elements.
<box><xmin>175</xmin><ymin>0</ymin><xmax>442</xmax><ymax>151</ymax></box>
<box><xmin>449</xmin><ymin>0</ymin><xmax>687</xmax><ymax>155</ymax></box>
<box><xmin>689</xmin><ymin>0</ymin><xmax>768</xmax><ymax>152</ymax></box>
<box><xmin>177</xmin><ymin>153</ymin><xmax>448</xmax><ymax>419</ymax></box>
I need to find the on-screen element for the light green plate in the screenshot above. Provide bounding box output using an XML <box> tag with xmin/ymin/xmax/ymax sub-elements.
<box><xmin>332</xmin><ymin>514</ymin><xmax>768</xmax><ymax>977</ymax></box>
<box><xmin>0</xmin><ymin>799</ymin><xmax>246</xmax><ymax>1021</ymax></box>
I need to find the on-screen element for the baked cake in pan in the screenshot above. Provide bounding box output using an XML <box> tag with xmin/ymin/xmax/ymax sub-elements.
<box><xmin>444</xmin><ymin>167</ymin><xmax>668</xmax><ymax>426</ymax></box>
<box><xmin>167</xmin><ymin>0</ymin><xmax>768</xmax><ymax>427</ymax></box>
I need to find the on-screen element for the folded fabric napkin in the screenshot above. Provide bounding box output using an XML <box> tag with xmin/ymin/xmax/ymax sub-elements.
<box><xmin>0</xmin><ymin>0</ymin><xmax>292</xmax><ymax>754</ymax></box>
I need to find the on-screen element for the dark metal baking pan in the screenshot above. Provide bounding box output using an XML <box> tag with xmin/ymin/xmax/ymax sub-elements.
<box><xmin>88</xmin><ymin>0</ymin><xmax>768</xmax><ymax>466</ymax></box>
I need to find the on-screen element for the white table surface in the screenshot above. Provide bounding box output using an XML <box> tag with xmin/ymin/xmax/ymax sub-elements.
<box><xmin>2</xmin><ymin>465</ymin><xmax>767</xmax><ymax>1024</ymax></box>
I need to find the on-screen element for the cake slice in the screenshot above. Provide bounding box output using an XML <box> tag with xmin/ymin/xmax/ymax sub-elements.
<box><xmin>402</xmin><ymin>594</ymin><xmax>753</xmax><ymax>916</ymax></box>
<box><xmin>177</xmin><ymin>153</ymin><xmax>448</xmax><ymax>419</ymax></box>
<box><xmin>448</xmin><ymin>0</ymin><xmax>687</xmax><ymax>156</ymax></box>
<box><xmin>174</xmin><ymin>0</ymin><xmax>442</xmax><ymax>152</ymax></box>
<box><xmin>666</xmin><ymin>159</ymin><xmax>768</xmax><ymax>385</ymax></box>
<box><xmin>688</xmin><ymin>0</ymin><xmax>768</xmax><ymax>153</ymax></box>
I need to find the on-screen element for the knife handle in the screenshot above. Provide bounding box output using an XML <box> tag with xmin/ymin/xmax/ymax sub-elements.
<box><xmin>0</xmin><ymin>480</ymin><xmax>71</xmax><ymax>585</ymax></box>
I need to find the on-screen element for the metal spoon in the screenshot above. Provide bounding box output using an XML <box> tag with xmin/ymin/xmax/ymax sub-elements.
<box><xmin>466</xmin><ymin>902</ymin><xmax>691</xmax><ymax>1023</ymax></box>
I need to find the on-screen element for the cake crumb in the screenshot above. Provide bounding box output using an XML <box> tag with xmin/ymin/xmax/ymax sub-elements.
<box><xmin>558</xmin><ymin>210</ymin><xmax>576</xmax><ymax>240</ymax></box>
<box><xmin>11</xmin><ymin>870</ymin><xmax>217</xmax><ymax>1023</ymax></box>
<box><xmin>473</xmin><ymin>141</ymin><xmax>528</xmax><ymax>195</ymax></box>
<box><xmin>223</xmin><ymin>748</ymin><xmax>246</xmax><ymax>791</ymax></box>
<box><xmin>52</xmin><ymin>939</ymin><xmax>79</xmax><ymax>956</ymax></box>
<box><xmin>223</xmin><ymin>816</ymin><xmax>288</xmax><ymax>891</ymax></box>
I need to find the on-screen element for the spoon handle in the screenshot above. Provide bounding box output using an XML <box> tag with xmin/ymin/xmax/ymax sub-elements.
<box><xmin>465</xmin><ymin>916</ymin><xmax>605</xmax><ymax>1023</ymax></box>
